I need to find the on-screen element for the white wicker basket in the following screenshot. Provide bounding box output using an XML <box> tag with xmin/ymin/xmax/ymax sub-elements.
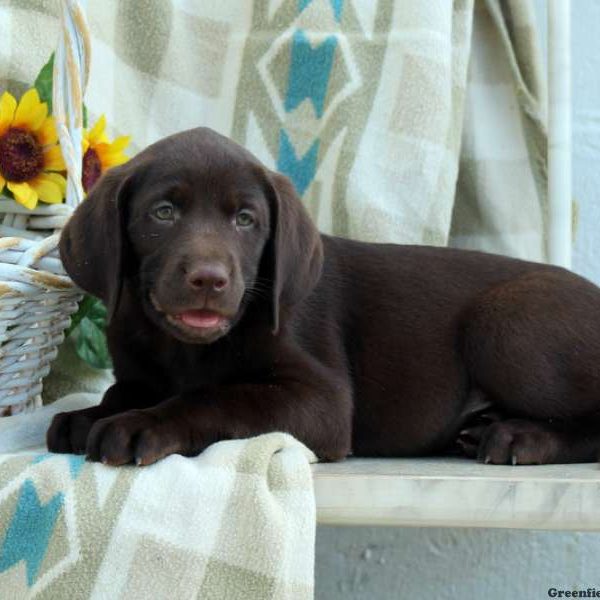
<box><xmin>0</xmin><ymin>0</ymin><xmax>90</xmax><ymax>416</ymax></box>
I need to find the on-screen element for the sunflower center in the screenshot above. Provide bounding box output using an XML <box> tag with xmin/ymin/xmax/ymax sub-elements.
<box><xmin>82</xmin><ymin>147</ymin><xmax>102</xmax><ymax>192</ymax></box>
<box><xmin>0</xmin><ymin>128</ymin><xmax>44</xmax><ymax>183</ymax></box>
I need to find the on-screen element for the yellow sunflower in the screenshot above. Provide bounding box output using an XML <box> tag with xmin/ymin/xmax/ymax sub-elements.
<box><xmin>82</xmin><ymin>115</ymin><xmax>130</xmax><ymax>193</ymax></box>
<box><xmin>0</xmin><ymin>89</ymin><xmax>66</xmax><ymax>209</ymax></box>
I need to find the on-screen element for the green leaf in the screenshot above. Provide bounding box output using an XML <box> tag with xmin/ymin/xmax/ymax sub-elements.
<box><xmin>74</xmin><ymin>316</ymin><xmax>112</xmax><ymax>370</ymax></box>
<box><xmin>65</xmin><ymin>295</ymin><xmax>97</xmax><ymax>336</ymax></box>
<box><xmin>34</xmin><ymin>53</ymin><xmax>55</xmax><ymax>112</ymax></box>
<box><xmin>32</xmin><ymin>51</ymin><xmax>88</xmax><ymax>125</ymax></box>
<box><xmin>86</xmin><ymin>298</ymin><xmax>108</xmax><ymax>328</ymax></box>
<box><xmin>68</xmin><ymin>297</ymin><xmax>112</xmax><ymax>370</ymax></box>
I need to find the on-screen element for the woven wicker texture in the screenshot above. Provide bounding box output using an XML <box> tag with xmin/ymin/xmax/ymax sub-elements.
<box><xmin>0</xmin><ymin>0</ymin><xmax>89</xmax><ymax>415</ymax></box>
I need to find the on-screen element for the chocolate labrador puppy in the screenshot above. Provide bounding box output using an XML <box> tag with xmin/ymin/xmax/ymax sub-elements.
<box><xmin>48</xmin><ymin>127</ymin><xmax>600</xmax><ymax>466</ymax></box>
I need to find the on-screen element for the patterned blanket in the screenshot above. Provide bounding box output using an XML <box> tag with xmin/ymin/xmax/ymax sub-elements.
<box><xmin>2</xmin><ymin>0</ymin><xmax>547</xmax><ymax>259</ymax></box>
<box><xmin>0</xmin><ymin>395</ymin><xmax>317</xmax><ymax>599</ymax></box>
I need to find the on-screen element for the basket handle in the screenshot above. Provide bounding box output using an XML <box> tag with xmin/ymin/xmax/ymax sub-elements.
<box><xmin>52</xmin><ymin>0</ymin><xmax>91</xmax><ymax>210</ymax></box>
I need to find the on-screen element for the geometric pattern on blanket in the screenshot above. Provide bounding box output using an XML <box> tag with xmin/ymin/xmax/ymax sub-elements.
<box><xmin>2</xmin><ymin>0</ymin><xmax>545</xmax><ymax>258</ymax></box>
<box><xmin>0</xmin><ymin>434</ymin><xmax>316</xmax><ymax>600</ymax></box>
<box><xmin>231</xmin><ymin>0</ymin><xmax>474</xmax><ymax>247</ymax></box>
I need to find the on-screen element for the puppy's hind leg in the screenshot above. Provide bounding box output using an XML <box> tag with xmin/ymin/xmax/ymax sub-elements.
<box><xmin>454</xmin><ymin>393</ymin><xmax>504</xmax><ymax>458</ymax></box>
<box><xmin>458</xmin><ymin>417</ymin><xmax>600</xmax><ymax>465</ymax></box>
<box><xmin>458</xmin><ymin>270</ymin><xmax>600</xmax><ymax>464</ymax></box>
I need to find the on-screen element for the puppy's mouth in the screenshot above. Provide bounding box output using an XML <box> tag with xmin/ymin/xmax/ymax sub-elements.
<box><xmin>166</xmin><ymin>309</ymin><xmax>228</xmax><ymax>330</ymax></box>
<box><xmin>149</xmin><ymin>293</ymin><xmax>234</xmax><ymax>343</ymax></box>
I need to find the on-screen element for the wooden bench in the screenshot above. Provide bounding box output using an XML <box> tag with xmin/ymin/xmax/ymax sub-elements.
<box><xmin>313</xmin><ymin>458</ymin><xmax>600</xmax><ymax>530</ymax></box>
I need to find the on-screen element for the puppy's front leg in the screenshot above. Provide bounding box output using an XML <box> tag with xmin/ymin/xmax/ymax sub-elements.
<box><xmin>85</xmin><ymin>369</ymin><xmax>352</xmax><ymax>466</ymax></box>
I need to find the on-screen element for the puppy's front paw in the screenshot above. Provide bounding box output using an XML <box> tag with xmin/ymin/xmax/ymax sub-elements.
<box><xmin>47</xmin><ymin>408</ymin><xmax>101</xmax><ymax>454</ymax></box>
<box><xmin>85</xmin><ymin>409</ymin><xmax>190</xmax><ymax>466</ymax></box>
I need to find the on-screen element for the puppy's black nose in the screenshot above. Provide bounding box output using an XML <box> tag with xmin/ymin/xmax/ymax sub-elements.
<box><xmin>186</xmin><ymin>265</ymin><xmax>229</xmax><ymax>292</ymax></box>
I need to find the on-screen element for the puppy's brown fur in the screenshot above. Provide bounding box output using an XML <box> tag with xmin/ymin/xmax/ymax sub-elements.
<box><xmin>48</xmin><ymin>128</ymin><xmax>600</xmax><ymax>466</ymax></box>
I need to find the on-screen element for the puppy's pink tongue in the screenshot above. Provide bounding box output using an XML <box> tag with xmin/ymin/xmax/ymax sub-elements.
<box><xmin>178</xmin><ymin>310</ymin><xmax>224</xmax><ymax>328</ymax></box>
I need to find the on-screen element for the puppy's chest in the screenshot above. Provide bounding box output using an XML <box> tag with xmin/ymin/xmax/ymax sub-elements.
<box><xmin>158</xmin><ymin>343</ymin><xmax>265</xmax><ymax>393</ymax></box>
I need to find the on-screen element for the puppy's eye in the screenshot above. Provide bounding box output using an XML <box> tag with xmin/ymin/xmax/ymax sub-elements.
<box><xmin>235</xmin><ymin>209</ymin><xmax>255</xmax><ymax>228</ymax></box>
<box><xmin>152</xmin><ymin>203</ymin><xmax>174</xmax><ymax>222</ymax></box>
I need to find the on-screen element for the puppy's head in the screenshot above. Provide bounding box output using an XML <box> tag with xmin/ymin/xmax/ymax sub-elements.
<box><xmin>60</xmin><ymin>127</ymin><xmax>323</xmax><ymax>344</ymax></box>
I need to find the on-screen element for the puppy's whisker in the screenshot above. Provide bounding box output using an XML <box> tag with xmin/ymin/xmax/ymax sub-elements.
<box><xmin>244</xmin><ymin>287</ymin><xmax>269</xmax><ymax>302</ymax></box>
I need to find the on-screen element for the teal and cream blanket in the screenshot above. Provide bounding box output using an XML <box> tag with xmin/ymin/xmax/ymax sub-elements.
<box><xmin>2</xmin><ymin>0</ymin><xmax>548</xmax><ymax>260</ymax></box>
<box><xmin>0</xmin><ymin>395</ymin><xmax>317</xmax><ymax>599</ymax></box>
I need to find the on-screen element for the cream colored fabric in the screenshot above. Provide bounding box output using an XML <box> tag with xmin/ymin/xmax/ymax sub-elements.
<box><xmin>449</xmin><ymin>0</ymin><xmax>548</xmax><ymax>260</ymax></box>
<box><xmin>0</xmin><ymin>394</ymin><xmax>317</xmax><ymax>599</ymax></box>
<box><xmin>1</xmin><ymin>0</ymin><xmax>547</xmax><ymax>257</ymax></box>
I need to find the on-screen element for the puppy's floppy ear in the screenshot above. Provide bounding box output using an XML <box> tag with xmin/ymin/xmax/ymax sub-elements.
<box><xmin>263</xmin><ymin>171</ymin><xmax>323</xmax><ymax>333</ymax></box>
<box><xmin>59</xmin><ymin>162</ymin><xmax>132</xmax><ymax>322</ymax></box>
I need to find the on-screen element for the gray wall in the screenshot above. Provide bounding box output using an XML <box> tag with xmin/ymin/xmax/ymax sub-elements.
<box><xmin>316</xmin><ymin>2</ymin><xmax>600</xmax><ymax>598</ymax></box>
